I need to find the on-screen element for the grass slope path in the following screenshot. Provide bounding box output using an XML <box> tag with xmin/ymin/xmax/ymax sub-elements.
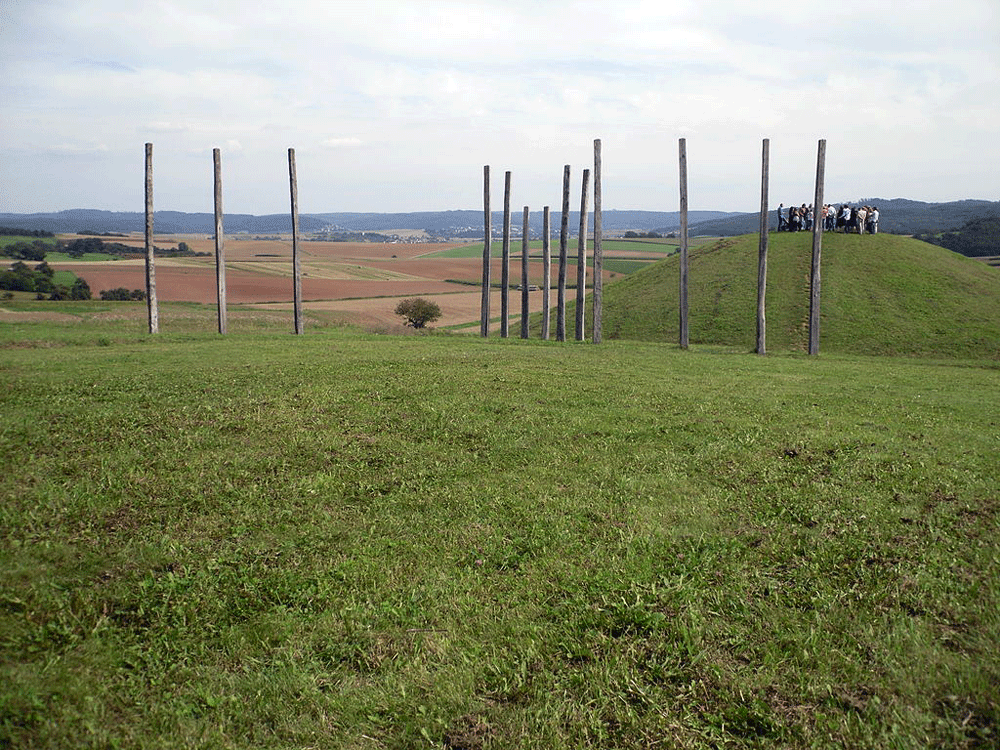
<box><xmin>594</xmin><ymin>233</ymin><xmax>1000</xmax><ymax>358</ymax></box>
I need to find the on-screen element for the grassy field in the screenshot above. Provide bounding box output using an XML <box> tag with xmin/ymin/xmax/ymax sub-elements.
<box><xmin>2</xmin><ymin>308</ymin><xmax>998</xmax><ymax>748</ymax></box>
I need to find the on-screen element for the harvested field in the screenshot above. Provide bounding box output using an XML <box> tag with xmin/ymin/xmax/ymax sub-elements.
<box><xmin>251</xmin><ymin>289</ymin><xmax>554</xmax><ymax>332</ymax></box>
<box><xmin>89</xmin><ymin>237</ymin><xmax>460</xmax><ymax>262</ymax></box>
<box><xmin>50</xmin><ymin>240</ymin><xmax>606</xmax><ymax>330</ymax></box>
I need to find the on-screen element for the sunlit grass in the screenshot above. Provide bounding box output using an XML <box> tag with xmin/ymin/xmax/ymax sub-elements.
<box><xmin>2</xmin><ymin>320</ymin><xmax>997</xmax><ymax>748</ymax></box>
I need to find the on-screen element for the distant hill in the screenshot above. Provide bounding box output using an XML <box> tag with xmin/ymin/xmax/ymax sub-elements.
<box><xmin>3</xmin><ymin>200</ymin><xmax>997</xmax><ymax>239</ymax></box>
<box><xmin>587</xmin><ymin>232</ymin><xmax>1000</xmax><ymax>359</ymax></box>
<box><xmin>673</xmin><ymin>199</ymin><xmax>1000</xmax><ymax>237</ymax></box>
<box><xmin>0</xmin><ymin>209</ymin><xmax>737</xmax><ymax>236</ymax></box>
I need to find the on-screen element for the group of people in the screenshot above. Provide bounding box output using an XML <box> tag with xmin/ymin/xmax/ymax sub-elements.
<box><xmin>777</xmin><ymin>203</ymin><xmax>880</xmax><ymax>234</ymax></box>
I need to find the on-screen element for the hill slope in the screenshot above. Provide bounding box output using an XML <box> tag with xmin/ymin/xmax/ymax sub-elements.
<box><xmin>597</xmin><ymin>232</ymin><xmax>1000</xmax><ymax>358</ymax></box>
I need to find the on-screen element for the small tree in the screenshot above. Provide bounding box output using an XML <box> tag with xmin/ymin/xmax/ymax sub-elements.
<box><xmin>394</xmin><ymin>297</ymin><xmax>442</xmax><ymax>329</ymax></box>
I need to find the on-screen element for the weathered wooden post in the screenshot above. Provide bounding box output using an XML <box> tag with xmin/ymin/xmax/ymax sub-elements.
<box><xmin>213</xmin><ymin>148</ymin><xmax>227</xmax><ymax>335</ymax></box>
<box><xmin>808</xmin><ymin>139</ymin><xmax>827</xmax><ymax>356</ymax></box>
<box><xmin>481</xmin><ymin>166</ymin><xmax>491</xmax><ymax>337</ymax></box>
<box><xmin>521</xmin><ymin>206</ymin><xmax>530</xmax><ymax>339</ymax></box>
<box><xmin>756</xmin><ymin>138</ymin><xmax>770</xmax><ymax>355</ymax></box>
<box><xmin>557</xmin><ymin>165</ymin><xmax>570</xmax><ymax>342</ymax></box>
<box><xmin>575</xmin><ymin>168</ymin><xmax>591</xmax><ymax>341</ymax></box>
<box><xmin>678</xmin><ymin>138</ymin><xmax>689</xmax><ymax>349</ymax></box>
<box><xmin>288</xmin><ymin>148</ymin><xmax>303</xmax><ymax>335</ymax></box>
<box><xmin>144</xmin><ymin>143</ymin><xmax>159</xmax><ymax>334</ymax></box>
<box><xmin>500</xmin><ymin>171</ymin><xmax>512</xmax><ymax>338</ymax></box>
<box><xmin>592</xmin><ymin>138</ymin><xmax>603</xmax><ymax>344</ymax></box>
<box><xmin>542</xmin><ymin>206</ymin><xmax>551</xmax><ymax>340</ymax></box>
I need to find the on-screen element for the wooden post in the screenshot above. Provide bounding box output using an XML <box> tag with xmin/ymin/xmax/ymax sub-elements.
<box><xmin>289</xmin><ymin>148</ymin><xmax>303</xmax><ymax>335</ymax></box>
<box><xmin>521</xmin><ymin>206</ymin><xmax>530</xmax><ymax>339</ymax></box>
<box><xmin>592</xmin><ymin>138</ymin><xmax>603</xmax><ymax>344</ymax></box>
<box><xmin>808</xmin><ymin>139</ymin><xmax>827</xmax><ymax>356</ymax></box>
<box><xmin>756</xmin><ymin>138</ymin><xmax>769</xmax><ymax>355</ymax></box>
<box><xmin>501</xmin><ymin>171</ymin><xmax>511</xmax><ymax>338</ymax></box>
<box><xmin>575</xmin><ymin>168</ymin><xmax>590</xmax><ymax>341</ymax></box>
<box><xmin>481</xmin><ymin>166</ymin><xmax>491</xmax><ymax>337</ymax></box>
<box><xmin>557</xmin><ymin>165</ymin><xmax>570</xmax><ymax>342</ymax></box>
<box><xmin>678</xmin><ymin>138</ymin><xmax>689</xmax><ymax>349</ymax></box>
<box><xmin>541</xmin><ymin>206</ymin><xmax>551</xmax><ymax>340</ymax></box>
<box><xmin>213</xmin><ymin>148</ymin><xmax>227</xmax><ymax>335</ymax></box>
<box><xmin>144</xmin><ymin>143</ymin><xmax>159</xmax><ymax>334</ymax></box>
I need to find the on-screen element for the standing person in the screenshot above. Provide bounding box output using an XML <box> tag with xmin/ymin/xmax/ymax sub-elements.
<box><xmin>777</xmin><ymin>203</ymin><xmax>786</xmax><ymax>231</ymax></box>
<box><xmin>868</xmin><ymin>206</ymin><xmax>880</xmax><ymax>234</ymax></box>
<box><xmin>839</xmin><ymin>204</ymin><xmax>851</xmax><ymax>232</ymax></box>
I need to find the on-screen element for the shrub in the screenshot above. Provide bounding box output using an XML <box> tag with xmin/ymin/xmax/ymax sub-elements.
<box><xmin>394</xmin><ymin>297</ymin><xmax>442</xmax><ymax>329</ymax></box>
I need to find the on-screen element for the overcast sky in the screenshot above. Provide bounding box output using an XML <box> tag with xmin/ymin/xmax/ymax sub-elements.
<box><xmin>2</xmin><ymin>0</ymin><xmax>997</xmax><ymax>215</ymax></box>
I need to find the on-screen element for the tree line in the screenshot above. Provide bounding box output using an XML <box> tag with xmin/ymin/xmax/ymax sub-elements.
<box><xmin>0</xmin><ymin>261</ymin><xmax>91</xmax><ymax>300</ymax></box>
<box><xmin>0</xmin><ymin>226</ymin><xmax>54</xmax><ymax>238</ymax></box>
<box><xmin>913</xmin><ymin>215</ymin><xmax>1000</xmax><ymax>257</ymax></box>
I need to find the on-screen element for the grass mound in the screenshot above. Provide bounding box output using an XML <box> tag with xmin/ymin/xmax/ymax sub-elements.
<box><xmin>595</xmin><ymin>233</ymin><xmax>1000</xmax><ymax>358</ymax></box>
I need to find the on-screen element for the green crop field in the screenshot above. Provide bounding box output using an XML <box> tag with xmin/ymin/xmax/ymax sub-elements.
<box><xmin>1</xmin><ymin>302</ymin><xmax>998</xmax><ymax>748</ymax></box>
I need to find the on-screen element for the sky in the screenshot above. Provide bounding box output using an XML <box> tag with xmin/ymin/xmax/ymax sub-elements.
<box><xmin>1</xmin><ymin>0</ymin><xmax>998</xmax><ymax>215</ymax></box>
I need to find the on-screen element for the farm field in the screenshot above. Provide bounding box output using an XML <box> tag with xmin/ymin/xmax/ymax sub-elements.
<box><xmin>1</xmin><ymin>317</ymin><xmax>997</xmax><ymax>749</ymax></box>
<box><xmin>45</xmin><ymin>237</ymin><xmax>613</xmax><ymax>332</ymax></box>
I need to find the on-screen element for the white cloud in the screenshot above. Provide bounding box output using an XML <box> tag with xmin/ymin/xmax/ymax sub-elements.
<box><xmin>45</xmin><ymin>143</ymin><xmax>110</xmax><ymax>156</ymax></box>
<box><xmin>1</xmin><ymin>0</ymin><xmax>998</xmax><ymax>212</ymax></box>
<box><xmin>322</xmin><ymin>138</ymin><xmax>363</xmax><ymax>148</ymax></box>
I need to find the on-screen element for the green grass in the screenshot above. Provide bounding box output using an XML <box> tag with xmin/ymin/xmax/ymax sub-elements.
<box><xmin>584</xmin><ymin>233</ymin><xmax>1000</xmax><ymax>358</ymax></box>
<box><xmin>1</xmin><ymin>311</ymin><xmax>998</xmax><ymax>748</ymax></box>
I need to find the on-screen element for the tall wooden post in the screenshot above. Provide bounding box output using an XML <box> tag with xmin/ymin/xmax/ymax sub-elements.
<box><xmin>575</xmin><ymin>168</ymin><xmax>591</xmax><ymax>341</ymax></box>
<box><xmin>500</xmin><ymin>171</ymin><xmax>511</xmax><ymax>338</ymax></box>
<box><xmin>557</xmin><ymin>165</ymin><xmax>570</xmax><ymax>342</ymax></box>
<box><xmin>213</xmin><ymin>148</ymin><xmax>227</xmax><ymax>335</ymax></box>
<box><xmin>592</xmin><ymin>138</ymin><xmax>603</xmax><ymax>344</ymax></box>
<box><xmin>541</xmin><ymin>206</ymin><xmax>551</xmax><ymax>340</ymax></box>
<box><xmin>481</xmin><ymin>166</ymin><xmax>491</xmax><ymax>337</ymax></box>
<box><xmin>678</xmin><ymin>138</ymin><xmax>689</xmax><ymax>349</ymax></box>
<box><xmin>521</xmin><ymin>206</ymin><xmax>530</xmax><ymax>339</ymax></box>
<box><xmin>144</xmin><ymin>143</ymin><xmax>159</xmax><ymax>334</ymax></box>
<box><xmin>288</xmin><ymin>148</ymin><xmax>303</xmax><ymax>335</ymax></box>
<box><xmin>808</xmin><ymin>139</ymin><xmax>827</xmax><ymax>356</ymax></box>
<box><xmin>756</xmin><ymin>139</ymin><xmax>770</xmax><ymax>355</ymax></box>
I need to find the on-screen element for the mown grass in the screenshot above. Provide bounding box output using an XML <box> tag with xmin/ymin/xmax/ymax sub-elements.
<box><xmin>1</xmin><ymin>311</ymin><xmax>998</xmax><ymax>748</ymax></box>
<box><xmin>0</xmin><ymin>300</ymin><xmax>351</xmax><ymax>347</ymax></box>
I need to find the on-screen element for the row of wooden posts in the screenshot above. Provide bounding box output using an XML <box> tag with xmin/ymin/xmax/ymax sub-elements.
<box><xmin>480</xmin><ymin>139</ymin><xmax>606</xmax><ymax>343</ymax></box>
<box><xmin>141</xmin><ymin>142</ymin><xmax>306</xmax><ymax>336</ymax></box>
<box><xmin>142</xmin><ymin>137</ymin><xmax>828</xmax><ymax>354</ymax></box>
<box><xmin>480</xmin><ymin>137</ymin><xmax>828</xmax><ymax>355</ymax></box>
